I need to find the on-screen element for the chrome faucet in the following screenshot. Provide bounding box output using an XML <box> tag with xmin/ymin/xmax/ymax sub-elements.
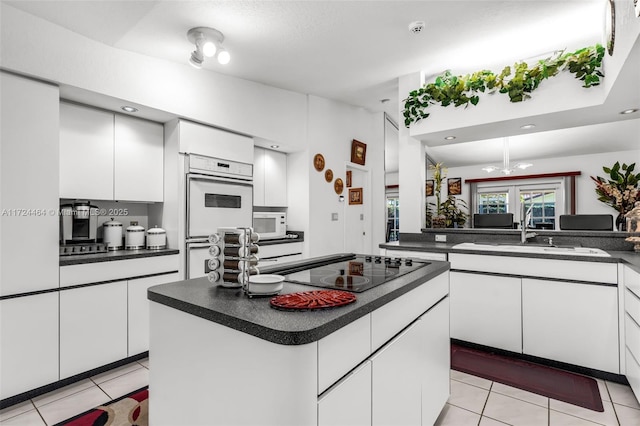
<box><xmin>520</xmin><ymin>204</ymin><xmax>537</xmax><ymax>244</ymax></box>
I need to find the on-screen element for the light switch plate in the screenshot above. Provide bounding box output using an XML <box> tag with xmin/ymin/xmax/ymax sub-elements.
<box><xmin>435</xmin><ymin>234</ymin><xmax>447</xmax><ymax>242</ymax></box>
<box><xmin>331</xmin><ymin>213</ymin><xmax>338</xmax><ymax>221</ymax></box>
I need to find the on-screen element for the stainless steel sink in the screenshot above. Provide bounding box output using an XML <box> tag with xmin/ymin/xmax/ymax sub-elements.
<box><xmin>452</xmin><ymin>242</ymin><xmax>610</xmax><ymax>257</ymax></box>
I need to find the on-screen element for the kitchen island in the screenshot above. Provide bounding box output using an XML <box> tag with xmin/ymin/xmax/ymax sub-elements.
<box><xmin>147</xmin><ymin>253</ymin><xmax>450</xmax><ymax>426</ymax></box>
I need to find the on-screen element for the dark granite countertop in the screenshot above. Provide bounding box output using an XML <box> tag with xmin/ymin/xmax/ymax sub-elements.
<box><xmin>60</xmin><ymin>248</ymin><xmax>179</xmax><ymax>266</ymax></box>
<box><xmin>380</xmin><ymin>241</ymin><xmax>640</xmax><ymax>274</ymax></box>
<box><xmin>147</xmin><ymin>253</ymin><xmax>449</xmax><ymax>346</ymax></box>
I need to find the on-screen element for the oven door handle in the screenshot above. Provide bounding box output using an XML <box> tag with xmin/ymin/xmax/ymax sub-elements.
<box><xmin>187</xmin><ymin>173</ymin><xmax>253</xmax><ymax>188</ymax></box>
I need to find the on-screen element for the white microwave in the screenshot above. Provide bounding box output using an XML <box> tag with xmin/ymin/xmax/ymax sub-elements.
<box><xmin>253</xmin><ymin>212</ymin><xmax>287</xmax><ymax>240</ymax></box>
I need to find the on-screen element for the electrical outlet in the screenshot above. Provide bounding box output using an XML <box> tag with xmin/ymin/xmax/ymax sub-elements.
<box><xmin>435</xmin><ymin>234</ymin><xmax>447</xmax><ymax>242</ymax></box>
<box><xmin>331</xmin><ymin>213</ymin><xmax>338</xmax><ymax>221</ymax></box>
<box><xmin>360</xmin><ymin>214</ymin><xmax>364</xmax><ymax>220</ymax></box>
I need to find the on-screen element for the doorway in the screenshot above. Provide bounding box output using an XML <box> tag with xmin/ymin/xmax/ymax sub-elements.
<box><xmin>344</xmin><ymin>166</ymin><xmax>371</xmax><ymax>254</ymax></box>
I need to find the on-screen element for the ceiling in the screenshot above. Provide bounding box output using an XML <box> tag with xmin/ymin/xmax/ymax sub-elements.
<box><xmin>5</xmin><ymin>0</ymin><xmax>639</xmax><ymax>169</ymax></box>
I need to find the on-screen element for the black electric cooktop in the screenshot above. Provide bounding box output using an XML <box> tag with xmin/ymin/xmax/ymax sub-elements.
<box><xmin>284</xmin><ymin>255</ymin><xmax>429</xmax><ymax>293</ymax></box>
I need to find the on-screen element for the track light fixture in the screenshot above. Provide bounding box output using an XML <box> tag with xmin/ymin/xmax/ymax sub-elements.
<box><xmin>187</xmin><ymin>26</ymin><xmax>230</xmax><ymax>68</ymax></box>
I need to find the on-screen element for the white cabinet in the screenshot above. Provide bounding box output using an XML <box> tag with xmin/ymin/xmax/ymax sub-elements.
<box><xmin>60</xmin><ymin>282</ymin><xmax>128</xmax><ymax>378</ymax></box>
<box><xmin>128</xmin><ymin>272</ymin><xmax>179</xmax><ymax>355</ymax></box>
<box><xmin>253</xmin><ymin>147</ymin><xmax>287</xmax><ymax>207</ymax></box>
<box><xmin>60</xmin><ymin>102</ymin><xmax>114</xmax><ymax>200</ymax></box>
<box><xmin>450</xmin><ymin>271</ymin><xmax>522</xmax><ymax>353</ymax></box>
<box><xmin>625</xmin><ymin>266</ymin><xmax>640</xmax><ymax>401</ymax></box>
<box><xmin>60</xmin><ymin>102</ymin><xmax>163</xmax><ymax>202</ymax></box>
<box><xmin>114</xmin><ymin>114</ymin><xmax>164</xmax><ymax>202</ymax></box>
<box><xmin>421</xmin><ymin>298</ymin><xmax>451</xmax><ymax>426</ymax></box>
<box><xmin>1</xmin><ymin>72</ymin><xmax>59</xmax><ymax>296</ymax></box>
<box><xmin>371</xmin><ymin>311</ymin><xmax>423</xmax><ymax>426</ymax></box>
<box><xmin>257</xmin><ymin>242</ymin><xmax>303</xmax><ymax>268</ymax></box>
<box><xmin>318</xmin><ymin>361</ymin><xmax>372</xmax><ymax>426</ymax></box>
<box><xmin>522</xmin><ymin>278</ymin><xmax>619</xmax><ymax>373</ymax></box>
<box><xmin>0</xmin><ymin>293</ymin><xmax>59</xmax><ymax>399</ymax></box>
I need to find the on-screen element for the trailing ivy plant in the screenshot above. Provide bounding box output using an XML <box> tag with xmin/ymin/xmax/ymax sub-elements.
<box><xmin>403</xmin><ymin>44</ymin><xmax>605</xmax><ymax>127</ymax></box>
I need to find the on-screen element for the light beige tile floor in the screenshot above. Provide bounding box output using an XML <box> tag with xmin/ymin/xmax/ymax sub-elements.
<box><xmin>0</xmin><ymin>358</ymin><xmax>149</xmax><ymax>426</ymax></box>
<box><xmin>436</xmin><ymin>370</ymin><xmax>640</xmax><ymax>426</ymax></box>
<box><xmin>2</xmin><ymin>360</ymin><xmax>640</xmax><ymax>425</ymax></box>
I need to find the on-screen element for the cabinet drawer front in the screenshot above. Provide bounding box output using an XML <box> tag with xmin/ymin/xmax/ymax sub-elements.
<box><xmin>318</xmin><ymin>361</ymin><xmax>371</xmax><ymax>426</ymax></box>
<box><xmin>627</xmin><ymin>289</ymin><xmax>640</xmax><ymax>327</ymax></box>
<box><xmin>626</xmin><ymin>348</ymin><xmax>640</xmax><ymax>403</ymax></box>
<box><xmin>626</xmin><ymin>266</ymin><xmax>640</xmax><ymax>300</ymax></box>
<box><xmin>626</xmin><ymin>314</ymin><xmax>640</xmax><ymax>364</ymax></box>
<box><xmin>61</xmin><ymin>255</ymin><xmax>179</xmax><ymax>287</ymax></box>
<box><xmin>449</xmin><ymin>253</ymin><xmax>617</xmax><ymax>284</ymax></box>
<box><xmin>258</xmin><ymin>242</ymin><xmax>303</xmax><ymax>258</ymax></box>
<box><xmin>371</xmin><ymin>271</ymin><xmax>448</xmax><ymax>352</ymax></box>
<box><xmin>318</xmin><ymin>314</ymin><xmax>371</xmax><ymax>394</ymax></box>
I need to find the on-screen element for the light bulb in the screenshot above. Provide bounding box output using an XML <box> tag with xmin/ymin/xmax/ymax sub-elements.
<box><xmin>217</xmin><ymin>48</ymin><xmax>230</xmax><ymax>64</ymax></box>
<box><xmin>202</xmin><ymin>41</ymin><xmax>217</xmax><ymax>57</ymax></box>
<box><xmin>189</xmin><ymin>50</ymin><xmax>203</xmax><ymax>68</ymax></box>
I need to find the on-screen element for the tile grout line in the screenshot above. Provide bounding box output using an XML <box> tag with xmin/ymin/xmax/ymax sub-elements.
<box><xmin>476</xmin><ymin>381</ymin><xmax>494</xmax><ymax>425</ymax></box>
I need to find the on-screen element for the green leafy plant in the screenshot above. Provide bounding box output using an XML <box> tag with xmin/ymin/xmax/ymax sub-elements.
<box><xmin>590</xmin><ymin>162</ymin><xmax>640</xmax><ymax>215</ymax></box>
<box><xmin>403</xmin><ymin>44</ymin><xmax>605</xmax><ymax>127</ymax></box>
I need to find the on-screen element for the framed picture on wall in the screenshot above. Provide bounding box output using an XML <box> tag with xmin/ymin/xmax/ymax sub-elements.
<box><xmin>346</xmin><ymin>170</ymin><xmax>352</xmax><ymax>187</ymax></box>
<box><xmin>426</xmin><ymin>180</ymin><xmax>434</xmax><ymax>196</ymax></box>
<box><xmin>350</xmin><ymin>139</ymin><xmax>367</xmax><ymax>166</ymax></box>
<box><xmin>448</xmin><ymin>178</ymin><xmax>462</xmax><ymax>195</ymax></box>
<box><xmin>349</xmin><ymin>188</ymin><xmax>363</xmax><ymax>205</ymax></box>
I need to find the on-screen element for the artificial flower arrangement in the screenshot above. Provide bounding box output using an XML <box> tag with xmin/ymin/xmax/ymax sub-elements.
<box><xmin>591</xmin><ymin>162</ymin><xmax>640</xmax><ymax>230</ymax></box>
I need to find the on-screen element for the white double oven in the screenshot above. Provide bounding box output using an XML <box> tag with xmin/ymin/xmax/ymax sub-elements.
<box><xmin>186</xmin><ymin>154</ymin><xmax>253</xmax><ymax>279</ymax></box>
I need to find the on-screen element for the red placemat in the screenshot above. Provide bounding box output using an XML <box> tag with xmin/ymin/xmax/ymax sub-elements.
<box><xmin>270</xmin><ymin>290</ymin><xmax>356</xmax><ymax>311</ymax></box>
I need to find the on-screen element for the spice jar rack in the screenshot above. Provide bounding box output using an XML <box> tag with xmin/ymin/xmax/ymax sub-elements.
<box><xmin>207</xmin><ymin>227</ymin><xmax>260</xmax><ymax>295</ymax></box>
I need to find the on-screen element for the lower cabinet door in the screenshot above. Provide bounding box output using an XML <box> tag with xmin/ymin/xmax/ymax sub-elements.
<box><xmin>421</xmin><ymin>298</ymin><xmax>451</xmax><ymax>425</ymax></box>
<box><xmin>522</xmin><ymin>278</ymin><xmax>619</xmax><ymax>373</ymax></box>
<box><xmin>0</xmin><ymin>293</ymin><xmax>59</xmax><ymax>399</ymax></box>
<box><xmin>371</xmin><ymin>318</ymin><xmax>422</xmax><ymax>426</ymax></box>
<box><xmin>128</xmin><ymin>273</ymin><xmax>179</xmax><ymax>355</ymax></box>
<box><xmin>450</xmin><ymin>271</ymin><xmax>522</xmax><ymax>353</ymax></box>
<box><xmin>60</xmin><ymin>282</ymin><xmax>128</xmax><ymax>378</ymax></box>
<box><xmin>318</xmin><ymin>361</ymin><xmax>371</xmax><ymax>426</ymax></box>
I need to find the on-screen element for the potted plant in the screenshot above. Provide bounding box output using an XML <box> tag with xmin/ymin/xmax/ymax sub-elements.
<box><xmin>441</xmin><ymin>196</ymin><xmax>469</xmax><ymax>228</ymax></box>
<box><xmin>428</xmin><ymin>163</ymin><xmax>447</xmax><ymax>228</ymax></box>
<box><xmin>590</xmin><ymin>162</ymin><xmax>640</xmax><ymax>231</ymax></box>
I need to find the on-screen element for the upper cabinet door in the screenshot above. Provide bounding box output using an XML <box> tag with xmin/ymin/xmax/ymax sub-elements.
<box><xmin>253</xmin><ymin>147</ymin><xmax>266</xmax><ymax>206</ymax></box>
<box><xmin>264</xmin><ymin>149</ymin><xmax>287</xmax><ymax>206</ymax></box>
<box><xmin>114</xmin><ymin>115</ymin><xmax>164</xmax><ymax>202</ymax></box>
<box><xmin>60</xmin><ymin>103</ymin><xmax>114</xmax><ymax>200</ymax></box>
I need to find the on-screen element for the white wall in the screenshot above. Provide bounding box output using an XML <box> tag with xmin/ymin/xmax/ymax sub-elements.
<box><xmin>442</xmin><ymin>149</ymin><xmax>640</xmax><ymax>225</ymax></box>
<box><xmin>304</xmin><ymin>96</ymin><xmax>384</xmax><ymax>257</ymax></box>
<box><xmin>0</xmin><ymin>3</ymin><xmax>307</xmax><ymax>150</ymax></box>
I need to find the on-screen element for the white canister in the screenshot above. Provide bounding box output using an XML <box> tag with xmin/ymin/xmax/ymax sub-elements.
<box><xmin>103</xmin><ymin>218</ymin><xmax>123</xmax><ymax>251</ymax></box>
<box><xmin>146</xmin><ymin>226</ymin><xmax>167</xmax><ymax>249</ymax></box>
<box><xmin>125</xmin><ymin>223</ymin><xmax>145</xmax><ymax>250</ymax></box>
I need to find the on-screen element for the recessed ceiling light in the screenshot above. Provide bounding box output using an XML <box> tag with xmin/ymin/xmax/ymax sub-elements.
<box><xmin>121</xmin><ymin>106</ymin><xmax>138</xmax><ymax>113</ymax></box>
<box><xmin>520</xmin><ymin>124</ymin><xmax>536</xmax><ymax>129</ymax></box>
<box><xmin>270</xmin><ymin>145</ymin><xmax>280</xmax><ymax>149</ymax></box>
<box><xmin>620</xmin><ymin>108</ymin><xmax>638</xmax><ymax>115</ymax></box>
<box><xmin>444</xmin><ymin>136</ymin><xmax>456</xmax><ymax>140</ymax></box>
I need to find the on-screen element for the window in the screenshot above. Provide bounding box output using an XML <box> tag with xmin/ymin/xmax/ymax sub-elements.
<box><xmin>472</xmin><ymin>179</ymin><xmax>565</xmax><ymax>229</ymax></box>
<box><xmin>478</xmin><ymin>192</ymin><xmax>509</xmax><ymax>214</ymax></box>
<box><xmin>520</xmin><ymin>190</ymin><xmax>557</xmax><ymax>228</ymax></box>
<box><xmin>386</xmin><ymin>197</ymin><xmax>399</xmax><ymax>242</ymax></box>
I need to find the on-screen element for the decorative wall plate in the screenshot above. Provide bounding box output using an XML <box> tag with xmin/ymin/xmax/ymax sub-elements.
<box><xmin>313</xmin><ymin>153</ymin><xmax>325</xmax><ymax>172</ymax></box>
<box><xmin>325</xmin><ymin>169</ymin><xmax>333</xmax><ymax>182</ymax></box>
<box><xmin>334</xmin><ymin>178</ymin><xmax>344</xmax><ymax>195</ymax></box>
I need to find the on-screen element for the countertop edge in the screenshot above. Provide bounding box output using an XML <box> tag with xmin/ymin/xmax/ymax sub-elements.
<box><xmin>148</xmin><ymin>260</ymin><xmax>450</xmax><ymax>345</ymax></box>
<box><xmin>60</xmin><ymin>248</ymin><xmax>180</xmax><ymax>266</ymax></box>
